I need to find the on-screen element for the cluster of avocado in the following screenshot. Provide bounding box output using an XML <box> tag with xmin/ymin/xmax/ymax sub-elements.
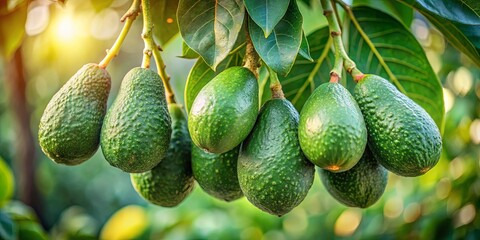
<box><xmin>38</xmin><ymin>63</ymin><xmax>442</xmax><ymax>216</ymax></box>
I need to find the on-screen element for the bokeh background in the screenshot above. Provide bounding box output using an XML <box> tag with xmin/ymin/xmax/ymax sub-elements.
<box><xmin>0</xmin><ymin>0</ymin><xmax>479</xmax><ymax>239</ymax></box>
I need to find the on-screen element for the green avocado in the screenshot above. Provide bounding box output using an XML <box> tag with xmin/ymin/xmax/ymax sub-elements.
<box><xmin>299</xmin><ymin>82</ymin><xmax>367</xmax><ymax>172</ymax></box>
<box><xmin>192</xmin><ymin>144</ymin><xmax>243</xmax><ymax>202</ymax></box>
<box><xmin>101</xmin><ymin>67</ymin><xmax>171</xmax><ymax>173</ymax></box>
<box><xmin>238</xmin><ymin>99</ymin><xmax>314</xmax><ymax>216</ymax></box>
<box><xmin>130</xmin><ymin>104</ymin><xmax>194</xmax><ymax>207</ymax></box>
<box><xmin>188</xmin><ymin>66</ymin><xmax>258</xmax><ymax>154</ymax></box>
<box><xmin>354</xmin><ymin>74</ymin><xmax>442</xmax><ymax>177</ymax></box>
<box><xmin>39</xmin><ymin>63</ymin><xmax>111</xmax><ymax>165</ymax></box>
<box><xmin>319</xmin><ymin>147</ymin><xmax>388</xmax><ymax>208</ymax></box>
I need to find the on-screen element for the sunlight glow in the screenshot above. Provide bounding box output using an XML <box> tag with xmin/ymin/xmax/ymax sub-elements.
<box><xmin>334</xmin><ymin>209</ymin><xmax>362</xmax><ymax>237</ymax></box>
<box><xmin>56</xmin><ymin>16</ymin><xmax>76</xmax><ymax>41</ymax></box>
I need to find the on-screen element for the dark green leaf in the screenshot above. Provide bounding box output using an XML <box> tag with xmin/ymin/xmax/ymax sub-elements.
<box><xmin>244</xmin><ymin>0</ymin><xmax>290</xmax><ymax>37</ymax></box>
<box><xmin>299</xmin><ymin>31</ymin><xmax>313</xmax><ymax>61</ymax></box>
<box><xmin>184</xmin><ymin>52</ymin><xmax>244</xmax><ymax>112</ymax></box>
<box><xmin>180</xmin><ymin>41</ymin><xmax>200</xmax><ymax>59</ymax></box>
<box><xmin>152</xmin><ymin>0</ymin><xmax>180</xmax><ymax>46</ymax></box>
<box><xmin>397</xmin><ymin>0</ymin><xmax>480</xmax><ymax>66</ymax></box>
<box><xmin>178</xmin><ymin>0</ymin><xmax>245</xmax><ymax>70</ymax></box>
<box><xmin>0</xmin><ymin>1</ymin><xmax>27</xmax><ymax>60</ymax></box>
<box><xmin>353</xmin><ymin>0</ymin><xmax>414</xmax><ymax>26</ymax></box>
<box><xmin>249</xmin><ymin>0</ymin><xmax>303</xmax><ymax>76</ymax></box>
<box><xmin>0</xmin><ymin>211</ymin><xmax>15</xmax><ymax>240</ymax></box>
<box><xmin>298</xmin><ymin>0</ymin><xmax>312</xmax><ymax>7</ymax></box>
<box><xmin>279</xmin><ymin>27</ymin><xmax>334</xmax><ymax>110</ymax></box>
<box><xmin>348</xmin><ymin>7</ymin><xmax>444</xmax><ymax>129</ymax></box>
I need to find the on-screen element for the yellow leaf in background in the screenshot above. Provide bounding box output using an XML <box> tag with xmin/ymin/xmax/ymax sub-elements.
<box><xmin>100</xmin><ymin>205</ymin><xmax>148</xmax><ymax>240</ymax></box>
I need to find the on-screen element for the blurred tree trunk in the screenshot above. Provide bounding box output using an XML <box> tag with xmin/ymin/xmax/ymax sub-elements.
<box><xmin>4</xmin><ymin>47</ymin><xmax>43</xmax><ymax>223</ymax></box>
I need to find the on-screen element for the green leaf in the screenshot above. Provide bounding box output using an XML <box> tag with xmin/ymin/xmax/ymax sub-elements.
<box><xmin>279</xmin><ymin>27</ymin><xmax>334</xmax><ymax>110</ymax></box>
<box><xmin>249</xmin><ymin>0</ymin><xmax>303</xmax><ymax>76</ymax></box>
<box><xmin>178</xmin><ymin>0</ymin><xmax>245</xmax><ymax>70</ymax></box>
<box><xmin>180</xmin><ymin>41</ymin><xmax>200</xmax><ymax>59</ymax></box>
<box><xmin>258</xmin><ymin>65</ymin><xmax>271</xmax><ymax>106</ymax></box>
<box><xmin>152</xmin><ymin>0</ymin><xmax>180</xmax><ymax>46</ymax></box>
<box><xmin>184</xmin><ymin>52</ymin><xmax>244</xmax><ymax>112</ymax></box>
<box><xmin>0</xmin><ymin>1</ymin><xmax>27</xmax><ymax>60</ymax></box>
<box><xmin>0</xmin><ymin>211</ymin><xmax>15</xmax><ymax>240</ymax></box>
<box><xmin>0</xmin><ymin>158</ymin><xmax>14</xmax><ymax>206</ymax></box>
<box><xmin>244</xmin><ymin>0</ymin><xmax>290</xmax><ymax>37</ymax></box>
<box><xmin>353</xmin><ymin>0</ymin><xmax>414</xmax><ymax>26</ymax></box>
<box><xmin>299</xmin><ymin>31</ymin><xmax>313</xmax><ymax>61</ymax></box>
<box><xmin>397</xmin><ymin>0</ymin><xmax>480</xmax><ymax>66</ymax></box>
<box><xmin>348</xmin><ymin>7</ymin><xmax>444</xmax><ymax>129</ymax></box>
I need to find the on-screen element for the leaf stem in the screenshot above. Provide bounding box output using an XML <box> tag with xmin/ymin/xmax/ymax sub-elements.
<box><xmin>321</xmin><ymin>0</ymin><xmax>364</xmax><ymax>82</ymax></box>
<box><xmin>98</xmin><ymin>0</ymin><xmax>140</xmax><ymax>68</ymax></box>
<box><xmin>243</xmin><ymin>15</ymin><xmax>260</xmax><ymax>78</ymax></box>
<box><xmin>267</xmin><ymin>65</ymin><xmax>285</xmax><ymax>99</ymax></box>
<box><xmin>141</xmin><ymin>0</ymin><xmax>176</xmax><ymax>103</ymax></box>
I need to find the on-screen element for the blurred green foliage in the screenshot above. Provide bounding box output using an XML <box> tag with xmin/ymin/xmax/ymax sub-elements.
<box><xmin>0</xmin><ymin>0</ymin><xmax>479</xmax><ymax>239</ymax></box>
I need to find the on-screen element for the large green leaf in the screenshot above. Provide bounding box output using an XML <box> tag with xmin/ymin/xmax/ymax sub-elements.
<box><xmin>244</xmin><ymin>0</ymin><xmax>290</xmax><ymax>37</ymax></box>
<box><xmin>348</xmin><ymin>7</ymin><xmax>444</xmax><ymax>129</ymax></box>
<box><xmin>249</xmin><ymin>0</ymin><xmax>303</xmax><ymax>76</ymax></box>
<box><xmin>0</xmin><ymin>1</ymin><xmax>27</xmax><ymax>60</ymax></box>
<box><xmin>184</xmin><ymin>52</ymin><xmax>244</xmax><ymax>112</ymax></box>
<box><xmin>279</xmin><ymin>7</ymin><xmax>444</xmax><ymax>130</ymax></box>
<box><xmin>397</xmin><ymin>0</ymin><xmax>480</xmax><ymax>67</ymax></box>
<box><xmin>152</xmin><ymin>0</ymin><xmax>180</xmax><ymax>45</ymax></box>
<box><xmin>177</xmin><ymin>0</ymin><xmax>245</xmax><ymax>70</ymax></box>
<box><xmin>279</xmin><ymin>27</ymin><xmax>334</xmax><ymax>110</ymax></box>
<box><xmin>353</xmin><ymin>0</ymin><xmax>414</xmax><ymax>26</ymax></box>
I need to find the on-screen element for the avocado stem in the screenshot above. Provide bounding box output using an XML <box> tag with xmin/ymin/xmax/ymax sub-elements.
<box><xmin>267</xmin><ymin>66</ymin><xmax>285</xmax><ymax>99</ymax></box>
<box><xmin>141</xmin><ymin>0</ymin><xmax>176</xmax><ymax>104</ymax></box>
<box><xmin>243</xmin><ymin>16</ymin><xmax>260</xmax><ymax>78</ymax></box>
<box><xmin>98</xmin><ymin>0</ymin><xmax>140</xmax><ymax>69</ymax></box>
<box><xmin>321</xmin><ymin>0</ymin><xmax>364</xmax><ymax>83</ymax></box>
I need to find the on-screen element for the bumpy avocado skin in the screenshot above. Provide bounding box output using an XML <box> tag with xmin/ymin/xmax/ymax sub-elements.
<box><xmin>39</xmin><ymin>63</ymin><xmax>111</xmax><ymax>165</ymax></box>
<box><xmin>238</xmin><ymin>99</ymin><xmax>314</xmax><ymax>216</ymax></box>
<box><xmin>130</xmin><ymin>104</ymin><xmax>194</xmax><ymax>207</ymax></box>
<box><xmin>319</xmin><ymin>147</ymin><xmax>388</xmax><ymax>208</ymax></box>
<box><xmin>101</xmin><ymin>67</ymin><xmax>171</xmax><ymax>173</ymax></box>
<box><xmin>188</xmin><ymin>67</ymin><xmax>258</xmax><ymax>154</ymax></box>
<box><xmin>354</xmin><ymin>74</ymin><xmax>442</xmax><ymax>177</ymax></box>
<box><xmin>299</xmin><ymin>82</ymin><xmax>367</xmax><ymax>172</ymax></box>
<box><xmin>192</xmin><ymin>144</ymin><xmax>243</xmax><ymax>202</ymax></box>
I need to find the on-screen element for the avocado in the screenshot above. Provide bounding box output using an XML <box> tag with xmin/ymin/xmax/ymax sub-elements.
<box><xmin>101</xmin><ymin>67</ymin><xmax>171</xmax><ymax>173</ymax></box>
<box><xmin>39</xmin><ymin>63</ymin><xmax>110</xmax><ymax>165</ymax></box>
<box><xmin>319</xmin><ymin>147</ymin><xmax>388</xmax><ymax>208</ymax></box>
<box><xmin>130</xmin><ymin>104</ymin><xmax>194</xmax><ymax>207</ymax></box>
<box><xmin>354</xmin><ymin>74</ymin><xmax>442</xmax><ymax>177</ymax></box>
<box><xmin>298</xmin><ymin>82</ymin><xmax>367</xmax><ymax>172</ymax></box>
<box><xmin>192</xmin><ymin>144</ymin><xmax>243</xmax><ymax>202</ymax></box>
<box><xmin>188</xmin><ymin>66</ymin><xmax>258</xmax><ymax>154</ymax></box>
<box><xmin>238</xmin><ymin>99</ymin><xmax>314</xmax><ymax>216</ymax></box>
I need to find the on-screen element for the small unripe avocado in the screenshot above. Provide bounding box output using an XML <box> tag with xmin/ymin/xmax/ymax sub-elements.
<box><xmin>131</xmin><ymin>104</ymin><xmax>194</xmax><ymax>207</ymax></box>
<box><xmin>354</xmin><ymin>74</ymin><xmax>442</xmax><ymax>177</ymax></box>
<box><xmin>101</xmin><ymin>67</ymin><xmax>171</xmax><ymax>173</ymax></box>
<box><xmin>238</xmin><ymin>99</ymin><xmax>314</xmax><ymax>216</ymax></box>
<box><xmin>39</xmin><ymin>63</ymin><xmax>110</xmax><ymax>165</ymax></box>
<box><xmin>299</xmin><ymin>82</ymin><xmax>367</xmax><ymax>172</ymax></box>
<box><xmin>192</xmin><ymin>144</ymin><xmax>243</xmax><ymax>202</ymax></box>
<box><xmin>319</xmin><ymin>147</ymin><xmax>388</xmax><ymax>208</ymax></box>
<box><xmin>188</xmin><ymin>66</ymin><xmax>258</xmax><ymax>154</ymax></box>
